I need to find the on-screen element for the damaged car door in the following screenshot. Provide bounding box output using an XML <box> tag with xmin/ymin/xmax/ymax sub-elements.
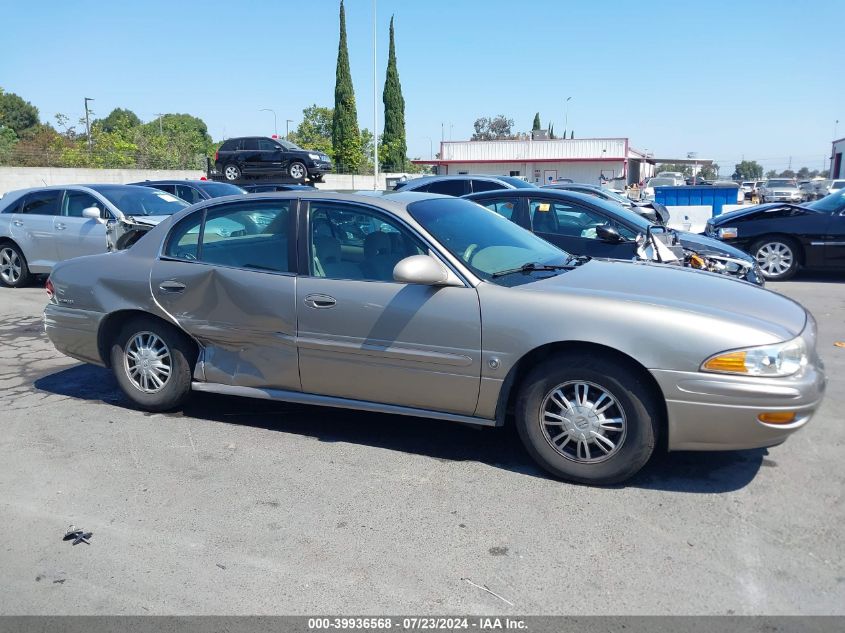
<box><xmin>150</xmin><ymin>198</ymin><xmax>299</xmax><ymax>389</ymax></box>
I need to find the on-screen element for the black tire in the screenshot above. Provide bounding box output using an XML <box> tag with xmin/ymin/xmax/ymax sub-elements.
<box><xmin>751</xmin><ymin>236</ymin><xmax>800</xmax><ymax>281</ymax></box>
<box><xmin>0</xmin><ymin>242</ymin><xmax>31</xmax><ymax>288</ymax></box>
<box><xmin>288</xmin><ymin>161</ymin><xmax>307</xmax><ymax>181</ymax></box>
<box><xmin>110</xmin><ymin>316</ymin><xmax>195</xmax><ymax>412</ymax></box>
<box><xmin>223</xmin><ymin>163</ymin><xmax>241</xmax><ymax>181</ymax></box>
<box><xmin>515</xmin><ymin>353</ymin><xmax>659</xmax><ymax>485</ymax></box>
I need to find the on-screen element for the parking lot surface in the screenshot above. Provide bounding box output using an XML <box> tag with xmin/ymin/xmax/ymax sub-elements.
<box><xmin>0</xmin><ymin>274</ymin><xmax>843</xmax><ymax>615</ymax></box>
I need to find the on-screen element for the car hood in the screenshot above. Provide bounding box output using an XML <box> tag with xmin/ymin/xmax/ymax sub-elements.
<box><xmin>521</xmin><ymin>259</ymin><xmax>807</xmax><ymax>339</ymax></box>
<box><xmin>673</xmin><ymin>230</ymin><xmax>754</xmax><ymax>261</ymax></box>
<box><xmin>710</xmin><ymin>203</ymin><xmax>807</xmax><ymax>225</ymax></box>
<box><xmin>122</xmin><ymin>214</ymin><xmax>172</xmax><ymax>227</ymax></box>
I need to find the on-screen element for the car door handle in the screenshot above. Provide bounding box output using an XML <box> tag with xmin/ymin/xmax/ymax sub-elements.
<box><xmin>304</xmin><ymin>293</ymin><xmax>336</xmax><ymax>309</ymax></box>
<box><xmin>55</xmin><ymin>223</ymin><xmax>66</xmax><ymax>230</ymax></box>
<box><xmin>158</xmin><ymin>280</ymin><xmax>186</xmax><ymax>293</ymax></box>
<box><xmin>12</xmin><ymin>220</ymin><xmax>23</xmax><ymax>227</ymax></box>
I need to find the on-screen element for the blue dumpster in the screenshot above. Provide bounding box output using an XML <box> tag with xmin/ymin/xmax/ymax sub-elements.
<box><xmin>654</xmin><ymin>186</ymin><xmax>739</xmax><ymax>216</ymax></box>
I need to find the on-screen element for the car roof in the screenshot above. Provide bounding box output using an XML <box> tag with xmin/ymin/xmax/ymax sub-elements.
<box><xmin>464</xmin><ymin>187</ymin><xmax>603</xmax><ymax>205</ymax></box>
<box><xmin>129</xmin><ymin>179</ymin><xmax>238</xmax><ymax>188</ymax></box>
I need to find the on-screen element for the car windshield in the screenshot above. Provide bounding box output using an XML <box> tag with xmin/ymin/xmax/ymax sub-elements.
<box><xmin>768</xmin><ymin>180</ymin><xmax>794</xmax><ymax>187</ymax></box>
<box><xmin>832</xmin><ymin>181</ymin><xmax>845</xmax><ymax>189</ymax></box>
<box><xmin>199</xmin><ymin>182</ymin><xmax>246</xmax><ymax>197</ymax></box>
<box><xmin>408</xmin><ymin>197</ymin><xmax>573</xmax><ymax>286</ymax></box>
<box><xmin>807</xmin><ymin>189</ymin><xmax>845</xmax><ymax>213</ymax></box>
<box><xmin>648</xmin><ymin>178</ymin><xmax>675</xmax><ymax>187</ymax></box>
<box><xmin>278</xmin><ymin>140</ymin><xmax>302</xmax><ymax>151</ymax></box>
<box><xmin>88</xmin><ymin>185</ymin><xmax>189</xmax><ymax>216</ymax></box>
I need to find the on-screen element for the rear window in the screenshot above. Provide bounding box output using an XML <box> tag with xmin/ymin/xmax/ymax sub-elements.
<box><xmin>220</xmin><ymin>139</ymin><xmax>240</xmax><ymax>151</ymax></box>
<box><xmin>21</xmin><ymin>190</ymin><xmax>62</xmax><ymax>216</ymax></box>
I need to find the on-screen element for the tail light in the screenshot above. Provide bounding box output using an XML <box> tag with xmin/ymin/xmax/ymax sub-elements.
<box><xmin>46</xmin><ymin>278</ymin><xmax>54</xmax><ymax>299</ymax></box>
<box><xmin>214</xmin><ymin>149</ymin><xmax>219</xmax><ymax>162</ymax></box>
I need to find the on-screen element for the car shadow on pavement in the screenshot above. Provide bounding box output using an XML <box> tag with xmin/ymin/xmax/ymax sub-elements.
<box><xmin>35</xmin><ymin>363</ymin><xmax>764</xmax><ymax>493</ymax></box>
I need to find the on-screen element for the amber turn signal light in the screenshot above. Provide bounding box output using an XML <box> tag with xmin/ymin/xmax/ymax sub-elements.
<box><xmin>758</xmin><ymin>412</ymin><xmax>796</xmax><ymax>424</ymax></box>
<box><xmin>702</xmin><ymin>351</ymin><xmax>747</xmax><ymax>373</ymax></box>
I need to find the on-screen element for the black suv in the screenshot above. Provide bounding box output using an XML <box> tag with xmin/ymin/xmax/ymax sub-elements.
<box><xmin>213</xmin><ymin>136</ymin><xmax>332</xmax><ymax>183</ymax></box>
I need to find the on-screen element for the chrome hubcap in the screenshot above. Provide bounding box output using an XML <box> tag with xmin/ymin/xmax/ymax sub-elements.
<box><xmin>124</xmin><ymin>331</ymin><xmax>171</xmax><ymax>393</ymax></box>
<box><xmin>0</xmin><ymin>248</ymin><xmax>22</xmax><ymax>284</ymax></box>
<box><xmin>290</xmin><ymin>163</ymin><xmax>305</xmax><ymax>178</ymax></box>
<box><xmin>756</xmin><ymin>242</ymin><xmax>793</xmax><ymax>276</ymax></box>
<box><xmin>540</xmin><ymin>381</ymin><xmax>626</xmax><ymax>463</ymax></box>
<box><xmin>224</xmin><ymin>165</ymin><xmax>239</xmax><ymax>180</ymax></box>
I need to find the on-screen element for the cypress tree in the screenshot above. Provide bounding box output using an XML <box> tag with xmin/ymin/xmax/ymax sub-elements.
<box><xmin>332</xmin><ymin>0</ymin><xmax>362</xmax><ymax>172</ymax></box>
<box><xmin>532</xmin><ymin>112</ymin><xmax>541</xmax><ymax>131</ymax></box>
<box><xmin>381</xmin><ymin>15</ymin><xmax>406</xmax><ymax>172</ymax></box>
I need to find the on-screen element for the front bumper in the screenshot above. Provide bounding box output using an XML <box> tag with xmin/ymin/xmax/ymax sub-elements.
<box><xmin>308</xmin><ymin>161</ymin><xmax>333</xmax><ymax>176</ymax></box>
<box><xmin>768</xmin><ymin>194</ymin><xmax>803</xmax><ymax>202</ymax></box>
<box><xmin>651</xmin><ymin>322</ymin><xmax>826</xmax><ymax>451</ymax></box>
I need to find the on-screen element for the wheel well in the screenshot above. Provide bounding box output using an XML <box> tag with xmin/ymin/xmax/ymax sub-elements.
<box><xmin>0</xmin><ymin>236</ymin><xmax>20</xmax><ymax>250</ymax></box>
<box><xmin>752</xmin><ymin>233</ymin><xmax>805</xmax><ymax>265</ymax></box>
<box><xmin>97</xmin><ymin>310</ymin><xmax>199</xmax><ymax>368</ymax></box>
<box><xmin>496</xmin><ymin>341</ymin><xmax>668</xmax><ymax>444</ymax></box>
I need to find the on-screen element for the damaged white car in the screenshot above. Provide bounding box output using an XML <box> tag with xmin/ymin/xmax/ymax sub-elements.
<box><xmin>0</xmin><ymin>184</ymin><xmax>189</xmax><ymax>287</ymax></box>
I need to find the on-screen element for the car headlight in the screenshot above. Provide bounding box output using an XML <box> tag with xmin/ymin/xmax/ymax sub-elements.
<box><xmin>308</xmin><ymin>153</ymin><xmax>320</xmax><ymax>160</ymax></box>
<box><xmin>717</xmin><ymin>227</ymin><xmax>738</xmax><ymax>239</ymax></box>
<box><xmin>701</xmin><ymin>338</ymin><xmax>807</xmax><ymax>377</ymax></box>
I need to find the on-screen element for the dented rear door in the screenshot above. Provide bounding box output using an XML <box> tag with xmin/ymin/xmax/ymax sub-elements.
<box><xmin>149</xmin><ymin>199</ymin><xmax>299</xmax><ymax>390</ymax></box>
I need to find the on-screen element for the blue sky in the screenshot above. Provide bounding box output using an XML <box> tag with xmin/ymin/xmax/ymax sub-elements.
<box><xmin>2</xmin><ymin>0</ymin><xmax>842</xmax><ymax>174</ymax></box>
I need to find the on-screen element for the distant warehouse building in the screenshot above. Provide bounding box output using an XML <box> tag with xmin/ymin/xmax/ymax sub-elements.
<box><xmin>831</xmin><ymin>137</ymin><xmax>845</xmax><ymax>179</ymax></box>
<box><xmin>413</xmin><ymin>137</ymin><xmax>655</xmax><ymax>186</ymax></box>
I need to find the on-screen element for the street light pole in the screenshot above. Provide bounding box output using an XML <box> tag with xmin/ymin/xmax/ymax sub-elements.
<box><xmin>259</xmin><ymin>108</ymin><xmax>277</xmax><ymax>137</ymax></box>
<box><xmin>286</xmin><ymin>119</ymin><xmax>293</xmax><ymax>140</ymax></box>
<box><xmin>84</xmin><ymin>97</ymin><xmax>94</xmax><ymax>150</ymax></box>
<box><xmin>155</xmin><ymin>113</ymin><xmax>165</xmax><ymax>135</ymax></box>
<box><xmin>564</xmin><ymin>96</ymin><xmax>572</xmax><ymax>136</ymax></box>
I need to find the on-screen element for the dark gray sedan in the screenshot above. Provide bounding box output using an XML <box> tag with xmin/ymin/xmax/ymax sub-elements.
<box><xmin>43</xmin><ymin>192</ymin><xmax>825</xmax><ymax>484</ymax></box>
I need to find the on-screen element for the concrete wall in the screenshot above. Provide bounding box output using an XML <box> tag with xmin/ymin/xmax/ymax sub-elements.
<box><xmin>0</xmin><ymin>166</ymin><xmax>411</xmax><ymax>195</ymax></box>
<box><xmin>0</xmin><ymin>166</ymin><xmax>205</xmax><ymax>195</ymax></box>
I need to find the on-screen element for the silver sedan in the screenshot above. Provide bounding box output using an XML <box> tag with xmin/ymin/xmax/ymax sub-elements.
<box><xmin>43</xmin><ymin>192</ymin><xmax>826</xmax><ymax>484</ymax></box>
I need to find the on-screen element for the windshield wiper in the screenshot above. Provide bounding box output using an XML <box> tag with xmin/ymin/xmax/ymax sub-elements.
<box><xmin>491</xmin><ymin>259</ymin><xmax>582</xmax><ymax>279</ymax></box>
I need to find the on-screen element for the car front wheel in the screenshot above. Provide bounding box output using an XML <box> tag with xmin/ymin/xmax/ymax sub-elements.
<box><xmin>110</xmin><ymin>317</ymin><xmax>194</xmax><ymax>411</ymax></box>
<box><xmin>0</xmin><ymin>243</ymin><xmax>31</xmax><ymax>288</ymax></box>
<box><xmin>515</xmin><ymin>353</ymin><xmax>659</xmax><ymax>485</ymax></box>
<box><xmin>753</xmin><ymin>237</ymin><xmax>799</xmax><ymax>281</ymax></box>
<box><xmin>223</xmin><ymin>164</ymin><xmax>242</xmax><ymax>181</ymax></box>
<box><xmin>289</xmin><ymin>161</ymin><xmax>307</xmax><ymax>181</ymax></box>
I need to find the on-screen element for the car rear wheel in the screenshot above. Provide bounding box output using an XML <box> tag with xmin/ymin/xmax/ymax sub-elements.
<box><xmin>223</xmin><ymin>164</ymin><xmax>241</xmax><ymax>181</ymax></box>
<box><xmin>110</xmin><ymin>317</ymin><xmax>194</xmax><ymax>411</ymax></box>
<box><xmin>289</xmin><ymin>161</ymin><xmax>307</xmax><ymax>181</ymax></box>
<box><xmin>753</xmin><ymin>237</ymin><xmax>799</xmax><ymax>281</ymax></box>
<box><xmin>0</xmin><ymin>243</ymin><xmax>31</xmax><ymax>288</ymax></box>
<box><xmin>515</xmin><ymin>353</ymin><xmax>659</xmax><ymax>485</ymax></box>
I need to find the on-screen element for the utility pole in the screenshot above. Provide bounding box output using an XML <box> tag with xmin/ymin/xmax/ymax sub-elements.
<box><xmin>564</xmin><ymin>96</ymin><xmax>572</xmax><ymax>137</ymax></box>
<box><xmin>155</xmin><ymin>113</ymin><xmax>165</xmax><ymax>135</ymax></box>
<box><xmin>372</xmin><ymin>0</ymin><xmax>378</xmax><ymax>189</ymax></box>
<box><xmin>286</xmin><ymin>119</ymin><xmax>293</xmax><ymax>140</ymax></box>
<box><xmin>84</xmin><ymin>97</ymin><xmax>94</xmax><ymax>150</ymax></box>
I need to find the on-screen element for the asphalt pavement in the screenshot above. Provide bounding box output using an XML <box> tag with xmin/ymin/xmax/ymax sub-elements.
<box><xmin>0</xmin><ymin>272</ymin><xmax>843</xmax><ymax>615</ymax></box>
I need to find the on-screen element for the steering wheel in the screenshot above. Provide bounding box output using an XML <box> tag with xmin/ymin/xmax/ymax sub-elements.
<box><xmin>462</xmin><ymin>243</ymin><xmax>479</xmax><ymax>263</ymax></box>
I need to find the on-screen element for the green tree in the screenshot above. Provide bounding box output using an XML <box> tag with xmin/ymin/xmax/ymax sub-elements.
<box><xmin>766</xmin><ymin>169</ymin><xmax>777</xmax><ymax>178</ymax></box>
<box><xmin>698</xmin><ymin>163</ymin><xmax>719</xmax><ymax>180</ymax></box>
<box><xmin>471</xmin><ymin>115</ymin><xmax>515</xmax><ymax>140</ymax></box>
<box><xmin>796</xmin><ymin>167</ymin><xmax>810</xmax><ymax>179</ymax></box>
<box><xmin>290</xmin><ymin>104</ymin><xmax>334</xmax><ymax>156</ymax></box>
<box><xmin>570</xmin><ymin>130</ymin><xmax>574</xmax><ymax>139</ymax></box>
<box><xmin>0</xmin><ymin>126</ymin><xmax>18</xmax><ymax>164</ymax></box>
<box><xmin>548</xmin><ymin>123</ymin><xmax>555</xmax><ymax>139</ymax></box>
<box><xmin>332</xmin><ymin>0</ymin><xmax>363</xmax><ymax>172</ymax></box>
<box><xmin>0</xmin><ymin>89</ymin><xmax>39</xmax><ymax>137</ymax></box>
<box><xmin>381</xmin><ymin>15</ymin><xmax>407</xmax><ymax>172</ymax></box>
<box><xmin>734</xmin><ymin>160</ymin><xmax>763</xmax><ymax>179</ymax></box>
<box><xmin>97</xmin><ymin>108</ymin><xmax>141</xmax><ymax>133</ymax></box>
<box><xmin>136</xmin><ymin>113</ymin><xmax>212</xmax><ymax>169</ymax></box>
<box><xmin>532</xmin><ymin>112</ymin><xmax>541</xmax><ymax>131</ymax></box>
<box><xmin>656</xmin><ymin>163</ymin><xmax>692</xmax><ymax>177</ymax></box>
<box><xmin>778</xmin><ymin>169</ymin><xmax>796</xmax><ymax>178</ymax></box>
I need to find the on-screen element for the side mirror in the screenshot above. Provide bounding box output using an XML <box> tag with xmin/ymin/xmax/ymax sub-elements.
<box><xmin>82</xmin><ymin>207</ymin><xmax>101</xmax><ymax>220</ymax></box>
<box><xmin>393</xmin><ymin>255</ymin><xmax>450</xmax><ymax>286</ymax></box>
<box><xmin>596</xmin><ymin>224</ymin><xmax>624</xmax><ymax>243</ymax></box>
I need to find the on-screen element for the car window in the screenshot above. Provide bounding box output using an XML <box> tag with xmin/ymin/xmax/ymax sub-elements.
<box><xmin>808</xmin><ymin>189</ymin><xmax>845</xmax><ymax>214</ymax></box>
<box><xmin>242</xmin><ymin>138</ymin><xmax>259</xmax><ymax>151</ymax></box>
<box><xmin>63</xmin><ymin>191</ymin><xmax>105</xmax><ymax>218</ymax></box>
<box><xmin>471</xmin><ymin>179</ymin><xmax>506</xmax><ymax>193</ymax></box>
<box><xmin>175</xmin><ymin>184</ymin><xmax>204</xmax><ymax>205</ymax></box>
<box><xmin>258</xmin><ymin>139</ymin><xmax>279</xmax><ymax>151</ymax></box>
<box><xmin>529</xmin><ymin>199</ymin><xmax>611</xmax><ymax>239</ymax></box>
<box><xmin>308</xmin><ymin>202</ymin><xmax>425</xmax><ymax>282</ymax></box>
<box><xmin>149</xmin><ymin>184</ymin><xmax>176</xmax><ymax>195</ymax></box>
<box><xmin>423</xmin><ymin>180</ymin><xmax>467</xmax><ymax>196</ymax></box>
<box><xmin>165</xmin><ymin>201</ymin><xmax>291</xmax><ymax>272</ymax></box>
<box><xmin>21</xmin><ymin>190</ymin><xmax>61</xmax><ymax>216</ymax></box>
<box><xmin>477</xmin><ymin>198</ymin><xmax>518</xmax><ymax>221</ymax></box>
